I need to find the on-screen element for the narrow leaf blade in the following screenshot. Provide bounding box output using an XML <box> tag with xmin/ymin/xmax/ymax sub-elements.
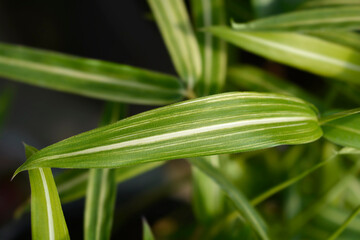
<box><xmin>0</xmin><ymin>42</ymin><xmax>185</xmax><ymax>105</ymax></box>
<box><xmin>322</xmin><ymin>113</ymin><xmax>360</xmax><ymax>149</ymax></box>
<box><xmin>15</xmin><ymin>92</ymin><xmax>322</xmax><ymax>173</ymax></box>
<box><xmin>189</xmin><ymin>158</ymin><xmax>270</xmax><ymax>240</ymax></box>
<box><xmin>148</xmin><ymin>0</ymin><xmax>202</xmax><ymax>88</ymax></box>
<box><xmin>26</xmin><ymin>145</ymin><xmax>70</xmax><ymax>240</ymax></box>
<box><xmin>191</xmin><ymin>0</ymin><xmax>227</xmax><ymax>96</ymax></box>
<box><xmin>208</xmin><ymin>26</ymin><xmax>360</xmax><ymax>85</ymax></box>
<box><xmin>308</xmin><ymin>31</ymin><xmax>360</xmax><ymax>52</ymax></box>
<box><xmin>232</xmin><ymin>6</ymin><xmax>360</xmax><ymax>31</ymax></box>
<box><xmin>142</xmin><ymin>218</ymin><xmax>155</xmax><ymax>240</ymax></box>
<box><xmin>84</xmin><ymin>102</ymin><xmax>125</xmax><ymax>240</ymax></box>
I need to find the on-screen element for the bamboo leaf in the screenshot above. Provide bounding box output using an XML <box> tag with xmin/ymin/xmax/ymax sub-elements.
<box><xmin>191</xmin><ymin>0</ymin><xmax>227</xmax><ymax>96</ymax></box>
<box><xmin>84</xmin><ymin>102</ymin><xmax>125</xmax><ymax>240</ymax></box>
<box><xmin>142</xmin><ymin>218</ymin><xmax>155</xmax><ymax>240</ymax></box>
<box><xmin>322</xmin><ymin>113</ymin><xmax>360</xmax><ymax>149</ymax></box>
<box><xmin>192</xmin><ymin>155</ymin><xmax>225</xmax><ymax>223</ymax></box>
<box><xmin>0</xmin><ymin>42</ymin><xmax>185</xmax><ymax>105</ymax></box>
<box><xmin>232</xmin><ymin>7</ymin><xmax>360</xmax><ymax>31</ymax></box>
<box><xmin>148</xmin><ymin>0</ymin><xmax>202</xmax><ymax>89</ymax></box>
<box><xmin>14</xmin><ymin>92</ymin><xmax>322</xmax><ymax>174</ymax></box>
<box><xmin>15</xmin><ymin>163</ymin><xmax>162</xmax><ymax>218</ymax></box>
<box><xmin>308</xmin><ymin>31</ymin><xmax>360</xmax><ymax>52</ymax></box>
<box><xmin>320</xmin><ymin>108</ymin><xmax>360</xmax><ymax>124</ymax></box>
<box><xmin>327</xmin><ymin>205</ymin><xmax>360</xmax><ymax>240</ymax></box>
<box><xmin>227</xmin><ymin>65</ymin><xmax>324</xmax><ymax>110</ymax></box>
<box><xmin>189</xmin><ymin>158</ymin><xmax>270</xmax><ymax>240</ymax></box>
<box><xmin>300</xmin><ymin>0</ymin><xmax>360</xmax><ymax>9</ymax></box>
<box><xmin>25</xmin><ymin>144</ymin><xmax>70</xmax><ymax>240</ymax></box>
<box><xmin>207</xmin><ymin>26</ymin><xmax>360</xmax><ymax>85</ymax></box>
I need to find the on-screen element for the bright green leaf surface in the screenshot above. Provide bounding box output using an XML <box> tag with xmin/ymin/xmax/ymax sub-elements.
<box><xmin>208</xmin><ymin>26</ymin><xmax>360</xmax><ymax>85</ymax></box>
<box><xmin>15</xmin><ymin>92</ymin><xmax>322</xmax><ymax>173</ymax></box>
<box><xmin>309</xmin><ymin>31</ymin><xmax>360</xmax><ymax>52</ymax></box>
<box><xmin>192</xmin><ymin>0</ymin><xmax>227</xmax><ymax>96</ymax></box>
<box><xmin>322</xmin><ymin>113</ymin><xmax>360</xmax><ymax>149</ymax></box>
<box><xmin>142</xmin><ymin>218</ymin><xmax>155</xmax><ymax>240</ymax></box>
<box><xmin>232</xmin><ymin>7</ymin><xmax>360</xmax><ymax>31</ymax></box>
<box><xmin>327</xmin><ymin>205</ymin><xmax>360</xmax><ymax>240</ymax></box>
<box><xmin>192</xmin><ymin>155</ymin><xmax>224</xmax><ymax>223</ymax></box>
<box><xmin>227</xmin><ymin>65</ymin><xmax>324</xmax><ymax>110</ymax></box>
<box><xmin>189</xmin><ymin>158</ymin><xmax>270</xmax><ymax>240</ymax></box>
<box><xmin>26</xmin><ymin>145</ymin><xmax>70</xmax><ymax>240</ymax></box>
<box><xmin>0</xmin><ymin>42</ymin><xmax>185</xmax><ymax>105</ymax></box>
<box><xmin>148</xmin><ymin>0</ymin><xmax>202</xmax><ymax>89</ymax></box>
<box><xmin>84</xmin><ymin>102</ymin><xmax>125</xmax><ymax>240</ymax></box>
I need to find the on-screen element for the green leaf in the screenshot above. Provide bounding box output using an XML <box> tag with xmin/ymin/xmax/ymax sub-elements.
<box><xmin>322</xmin><ymin>113</ymin><xmax>360</xmax><ymax>149</ymax></box>
<box><xmin>84</xmin><ymin>102</ymin><xmax>124</xmax><ymax>240</ymax></box>
<box><xmin>55</xmin><ymin>163</ymin><xmax>162</xmax><ymax>204</ymax></box>
<box><xmin>308</xmin><ymin>31</ymin><xmax>360</xmax><ymax>52</ymax></box>
<box><xmin>26</xmin><ymin>144</ymin><xmax>70</xmax><ymax>240</ymax></box>
<box><xmin>14</xmin><ymin>92</ymin><xmax>322</xmax><ymax>174</ymax></box>
<box><xmin>148</xmin><ymin>0</ymin><xmax>202</xmax><ymax>89</ymax></box>
<box><xmin>327</xmin><ymin>205</ymin><xmax>360</xmax><ymax>240</ymax></box>
<box><xmin>191</xmin><ymin>0</ymin><xmax>227</xmax><ymax>96</ymax></box>
<box><xmin>207</xmin><ymin>26</ymin><xmax>360</xmax><ymax>85</ymax></box>
<box><xmin>251</xmin><ymin>0</ymin><xmax>306</xmax><ymax>17</ymax></box>
<box><xmin>232</xmin><ymin>6</ymin><xmax>360</xmax><ymax>31</ymax></box>
<box><xmin>320</xmin><ymin>108</ymin><xmax>360</xmax><ymax>124</ymax></box>
<box><xmin>0</xmin><ymin>42</ymin><xmax>185</xmax><ymax>105</ymax></box>
<box><xmin>227</xmin><ymin>65</ymin><xmax>324</xmax><ymax>110</ymax></box>
<box><xmin>300</xmin><ymin>0</ymin><xmax>360</xmax><ymax>9</ymax></box>
<box><xmin>192</xmin><ymin>155</ymin><xmax>225</xmax><ymax>223</ymax></box>
<box><xmin>189</xmin><ymin>158</ymin><xmax>270</xmax><ymax>240</ymax></box>
<box><xmin>142</xmin><ymin>218</ymin><xmax>155</xmax><ymax>240</ymax></box>
<box><xmin>15</xmin><ymin>163</ymin><xmax>162</xmax><ymax>218</ymax></box>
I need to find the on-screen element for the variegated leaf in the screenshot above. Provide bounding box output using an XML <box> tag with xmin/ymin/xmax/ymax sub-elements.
<box><xmin>15</xmin><ymin>92</ymin><xmax>322</xmax><ymax>173</ymax></box>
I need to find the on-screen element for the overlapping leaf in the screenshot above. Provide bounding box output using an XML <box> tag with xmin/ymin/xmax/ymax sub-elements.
<box><xmin>26</xmin><ymin>145</ymin><xmax>70</xmax><ymax>240</ymax></box>
<box><xmin>191</xmin><ymin>0</ymin><xmax>227</xmax><ymax>96</ymax></box>
<box><xmin>190</xmin><ymin>158</ymin><xmax>270</xmax><ymax>240</ymax></box>
<box><xmin>322</xmin><ymin>113</ymin><xmax>360</xmax><ymax>149</ymax></box>
<box><xmin>148</xmin><ymin>0</ymin><xmax>202</xmax><ymax>89</ymax></box>
<box><xmin>15</xmin><ymin>92</ymin><xmax>322</xmax><ymax>174</ymax></box>
<box><xmin>300</xmin><ymin>0</ymin><xmax>360</xmax><ymax>9</ymax></box>
<box><xmin>232</xmin><ymin>6</ymin><xmax>360</xmax><ymax>31</ymax></box>
<box><xmin>84</xmin><ymin>102</ymin><xmax>124</xmax><ymax>240</ymax></box>
<box><xmin>309</xmin><ymin>31</ymin><xmax>360</xmax><ymax>52</ymax></box>
<box><xmin>0</xmin><ymin>42</ymin><xmax>185</xmax><ymax>105</ymax></box>
<box><xmin>207</xmin><ymin>26</ymin><xmax>360</xmax><ymax>85</ymax></box>
<box><xmin>227</xmin><ymin>65</ymin><xmax>324</xmax><ymax>110</ymax></box>
<box><xmin>142</xmin><ymin>219</ymin><xmax>155</xmax><ymax>240</ymax></box>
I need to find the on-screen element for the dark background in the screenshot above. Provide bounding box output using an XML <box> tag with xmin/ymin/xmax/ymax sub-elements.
<box><xmin>0</xmin><ymin>1</ymin><xmax>192</xmax><ymax>239</ymax></box>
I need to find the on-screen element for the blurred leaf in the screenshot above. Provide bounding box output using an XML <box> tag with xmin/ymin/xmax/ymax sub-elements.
<box><xmin>225</xmin><ymin>0</ymin><xmax>254</xmax><ymax>21</ymax></box>
<box><xmin>328</xmin><ymin>205</ymin><xmax>360</xmax><ymax>240</ymax></box>
<box><xmin>0</xmin><ymin>42</ymin><xmax>185</xmax><ymax>105</ymax></box>
<box><xmin>320</xmin><ymin>108</ymin><xmax>360</xmax><ymax>124</ymax></box>
<box><xmin>322</xmin><ymin>113</ymin><xmax>360</xmax><ymax>149</ymax></box>
<box><xmin>300</xmin><ymin>0</ymin><xmax>360</xmax><ymax>9</ymax></box>
<box><xmin>142</xmin><ymin>218</ymin><xmax>155</xmax><ymax>240</ymax></box>
<box><xmin>26</xmin><ymin>144</ymin><xmax>70</xmax><ymax>240</ymax></box>
<box><xmin>15</xmin><ymin>92</ymin><xmax>322</xmax><ymax>173</ymax></box>
<box><xmin>84</xmin><ymin>102</ymin><xmax>125</xmax><ymax>240</ymax></box>
<box><xmin>15</xmin><ymin>162</ymin><xmax>162</xmax><ymax>218</ymax></box>
<box><xmin>338</xmin><ymin>147</ymin><xmax>360</xmax><ymax>155</ymax></box>
<box><xmin>251</xmin><ymin>153</ymin><xmax>336</xmax><ymax>205</ymax></box>
<box><xmin>251</xmin><ymin>0</ymin><xmax>306</xmax><ymax>17</ymax></box>
<box><xmin>227</xmin><ymin>65</ymin><xmax>324</xmax><ymax>110</ymax></box>
<box><xmin>309</xmin><ymin>31</ymin><xmax>360</xmax><ymax>52</ymax></box>
<box><xmin>233</xmin><ymin>7</ymin><xmax>360</xmax><ymax>31</ymax></box>
<box><xmin>208</xmin><ymin>26</ymin><xmax>360</xmax><ymax>85</ymax></box>
<box><xmin>148</xmin><ymin>0</ymin><xmax>202</xmax><ymax>89</ymax></box>
<box><xmin>189</xmin><ymin>158</ymin><xmax>270</xmax><ymax>240</ymax></box>
<box><xmin>191</xmin><ymin>0</ymin><xmax>227</xmax><ymax>96</ymax></box>
<box><xmin>192</xmin><ymin>155</ymin><xmax>225</xmax><ymax>223</ymax></box>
